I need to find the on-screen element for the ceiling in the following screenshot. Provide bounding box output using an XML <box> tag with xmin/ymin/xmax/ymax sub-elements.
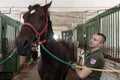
<box><xmin>50</xmin><ymin>11</ymin><xmax>99</xmax><ymax>30</ymax></box>
<box><xmin>0</xmin><ymin>0</ymin><xmax>120</xmax><ymax>31</ymax></box>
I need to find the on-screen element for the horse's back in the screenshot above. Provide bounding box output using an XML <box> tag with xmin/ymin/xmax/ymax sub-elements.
<box><xmin>58</xmin><ymin>40</ymin><xmax>72</xmax><ymax>61</ymax></box>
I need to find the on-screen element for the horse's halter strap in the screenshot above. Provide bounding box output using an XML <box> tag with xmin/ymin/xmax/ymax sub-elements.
<box><xmin>24</xmin><ymin>13</ymin><xmax>48</xmax><ymax>36</ymax></box>
<box><xmin>23</xmin><ymin>13</ymin><xmax>48</xmax><ymax>44</ymax></box>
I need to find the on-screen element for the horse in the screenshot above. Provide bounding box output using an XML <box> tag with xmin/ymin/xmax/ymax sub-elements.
<box><xmin>15</xmin><ymin>1</ymin><xmax>72</xmax><ymax>80</ymax></box>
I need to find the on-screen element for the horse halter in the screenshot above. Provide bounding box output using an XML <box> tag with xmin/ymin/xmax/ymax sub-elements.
<box><xmin>23</xmin><ymin>13</ymin><xmax>48</xmax><ymax>44</ymax></box>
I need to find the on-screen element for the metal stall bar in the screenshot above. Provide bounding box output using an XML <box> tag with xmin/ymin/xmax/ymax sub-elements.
<box><xmin>115</xmin><ymin>11</ymin><xmax>119</xmax><ymax>59</ymax></box>
<box><xmin>111</xmin><ymin>13</ymin><xmax>113</xmax><ymax>58</ymax></box>
<box><xmin>118</xmin><ymin>11</ymin><xmax>120</xmax><ymax>59</ymax></box>
<box><xmin>1</xmin><ymin>14</ymin><xmax>21</xmax><ymax>72</ymax></box>
<box><xmin>100</xmin><ymin>7</ymin><xmax>120</xmax><ymax>62</ymax></box>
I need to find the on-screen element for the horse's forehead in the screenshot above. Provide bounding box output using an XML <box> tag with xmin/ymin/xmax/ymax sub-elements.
<box><xmin>29</xmin><ymin>6</ymin><xmax>45</xmax><ymax>14</ymax></box>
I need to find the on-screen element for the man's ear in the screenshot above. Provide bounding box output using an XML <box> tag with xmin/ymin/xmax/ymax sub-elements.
<box><xmin>99</xmin><ymin>42</ymin><xmax>104</xmax><ymax>47</ymax></box>
<box><xmin>43</xmin><ymin>1</ymin><xmax>52</xmax><ymax>12</ymax></box>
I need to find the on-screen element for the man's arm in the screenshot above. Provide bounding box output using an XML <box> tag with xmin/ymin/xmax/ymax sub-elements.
<box><xmin>75</xmin><ymin>66</ymin><xmax>92</xmax><ymax>79</ymax></box>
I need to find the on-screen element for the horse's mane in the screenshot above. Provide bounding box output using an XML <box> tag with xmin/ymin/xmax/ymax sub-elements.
<box><xmin>45</xmin><ymin>15</ymin><xmax>54</xmax><ymax>39</ymax></box>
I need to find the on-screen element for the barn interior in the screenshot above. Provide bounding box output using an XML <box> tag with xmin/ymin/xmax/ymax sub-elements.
<box><xmin>0</xmin><ymin>0</ymin><xmax>120</xmax><ymax>80</ymax></box>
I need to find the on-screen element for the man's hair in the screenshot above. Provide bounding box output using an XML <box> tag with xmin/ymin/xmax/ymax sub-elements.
<box><xmin>97</xmin><ymin>33</ymin><xmax>106</xmax><ymax>43</ymax></box>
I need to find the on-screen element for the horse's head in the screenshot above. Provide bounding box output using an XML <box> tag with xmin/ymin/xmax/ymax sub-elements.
<box><xmin>16</xmin><ymin>2</ymin><xmax>52</xmax><ymax>56</ymax></box>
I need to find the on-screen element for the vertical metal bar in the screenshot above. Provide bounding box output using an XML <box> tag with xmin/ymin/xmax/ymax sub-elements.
<box><xmin>107</xmin><ymin>15</ymin><xmax>109</xmax><ymax>56</ymax></box>
<box><xmin>116</xmin><ymin>11</ymin><xmax>119</xmax><ymax>59</ymax></box>
<box><xmin>0</xmin><ymin>14</ymin><xmax>2</xmax><ymax>53</ymax></box>
<box><xmin>110</xmin><ymin>14</ymin><xmax>112</xmax><ymax>57</ymax></box>
<box><xmin>113</xmin><ymin>13</ymin><xmax>115</xmax><ymax>58</ymax></box>
<box><xmin>102</xmin><ymin>17</ymin><xmax>107</xmax><ymax>54</ymax></box>
<box><xmin>115</xmin><ymin>11</ymin><xmax>118</xmax><ymax>58</ymax></box>
<box><xmin>103</xmin><ymin>16</ymin><xmax>109</xmax><ymax>55</ymax></box>
<box><xmin>108</xmin><ymin>15</ymin><xmax>110</xmax><ymax>56</ymax></box>
<box><xmin>118</xmin><ymin>10</ymin><xmax>120</xmax><ymax>59</ymax></box>
<box><xmin>112</xmin><ymin>13</ymin><xmax>114</xmax><ymax>58</ymax></box>
<box><xmin>112</xmin><ymin>13</ymin><xmax>113</xmax><ymax>58</ymax></box>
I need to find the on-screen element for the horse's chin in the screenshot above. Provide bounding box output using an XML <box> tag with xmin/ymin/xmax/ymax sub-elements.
<box><xmin>19</xmin><ymin>53</ymin><xmax>30</xmax><ymax>56</ymax></box>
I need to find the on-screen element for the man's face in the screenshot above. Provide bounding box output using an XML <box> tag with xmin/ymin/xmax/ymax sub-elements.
<box><xmin>89</xmin><ymin>34</ymin><xmax>103</xmax><ymax>48</ymax></box>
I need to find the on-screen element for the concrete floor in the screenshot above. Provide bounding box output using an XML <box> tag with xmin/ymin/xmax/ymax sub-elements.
<box><xmin>13</xmin><ymin>62</ymin><xmax>40</xmax><ymax>80</ymax></box>
<box><xmin>13</xmin><ymin>61</ymin><xmax>79</xmax><ymax>80</ymax></box>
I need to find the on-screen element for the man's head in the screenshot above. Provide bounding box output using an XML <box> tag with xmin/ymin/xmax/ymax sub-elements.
<box><xmin>89</xmin><ymin>33</ymin><xmax>106</xmax><ymax>50</ymax></box>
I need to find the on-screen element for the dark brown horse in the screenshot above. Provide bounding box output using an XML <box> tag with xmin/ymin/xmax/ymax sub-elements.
<box><xmin>15</xmin><ymin>2</ymin><xmax>72</xmax><ymax>80</ymax></box>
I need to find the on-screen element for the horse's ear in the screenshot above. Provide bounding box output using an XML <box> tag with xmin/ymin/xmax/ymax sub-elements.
<box><xmin>43</xmin><ymin>1</ymin><xmax>52</xmax><ymax>11</ymax></box>
<box><xmin>28</xmin><ymin>5</ymin><xmax>32</xmax><ymax>10</ymax></box>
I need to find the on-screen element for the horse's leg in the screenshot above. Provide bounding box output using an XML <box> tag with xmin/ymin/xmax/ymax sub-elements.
<box><xmin>62</xmin><ymin>69</ymin><xmax>69</xmax><ymax>80</ymax></box>
<box><xmin>63</xmin><ymin>73</ymin><xmax>67</xmax><ymax>80</ymax></box>
<box><xmin>38</xmin><ymin>55</ymin><xmax>43</xmax><ymax>79</ymax></box>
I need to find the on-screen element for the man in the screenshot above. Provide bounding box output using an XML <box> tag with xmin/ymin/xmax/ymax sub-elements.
<box><xmin>73</xmin><ymin>33</ymin><xmax>106</xmax><ymax>80</ymax></box>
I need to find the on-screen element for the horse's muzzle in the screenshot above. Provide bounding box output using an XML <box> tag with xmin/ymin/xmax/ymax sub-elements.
<box><xmin>15</xmin><ymin>37</ymin><xmax>32</xmax><ymax>56</ymax></box>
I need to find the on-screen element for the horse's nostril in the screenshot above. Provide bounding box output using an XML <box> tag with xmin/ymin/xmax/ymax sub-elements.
<box><xmin>22</xmin><ymin>39</ymin><xmax>30</xmax><ymax>49</ymax></box>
